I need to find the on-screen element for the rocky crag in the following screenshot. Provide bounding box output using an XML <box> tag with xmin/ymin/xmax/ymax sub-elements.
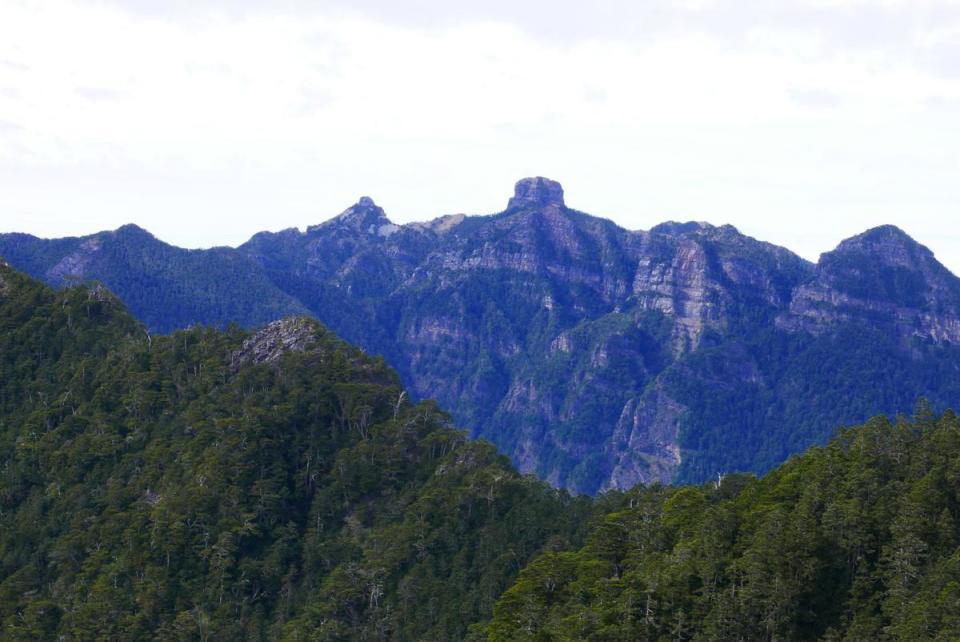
<box><xmin>4</xmin><ymin>178</ymin><xmax>960</xmax><ymax>493</ymax></box>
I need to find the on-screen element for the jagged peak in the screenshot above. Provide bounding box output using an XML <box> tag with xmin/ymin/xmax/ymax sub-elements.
<box><xmin>782</xmin><ymin>224</ymin><xmax>960</xmax><ymax>340</ymax></box>
<box><xmin>338</xmin><ymin>196</ymin><xmax>387</xmax><ymax>219</ymax></box>
<box><xmin>307</xmin><ymin>197</ymin><xmax>398</xmax><ymax>237</ymax></box>
<box><xmin>507</xmin><ymin>177</ymin><xmax>565</xmax><ymax>210</ymax></box>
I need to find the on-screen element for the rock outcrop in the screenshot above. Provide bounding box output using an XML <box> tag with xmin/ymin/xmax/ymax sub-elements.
<box><xmin>309</xmin><ymin>196</ymin><xmax>399</xmax><ymax>238</ymax></box>
<box><xmin>507</xmin><ymin>177</ymin><xmax>565</xmax><ymax>210</ymax></box>
<box><xmin>232</xmin><ymin>316</ymin><xmax>319</xmax><ymax>366</ymax></box>
<box><xmin>604</xmin><ymin>385</ymin><xmax>685</xmax><ymax>491</ymax></box>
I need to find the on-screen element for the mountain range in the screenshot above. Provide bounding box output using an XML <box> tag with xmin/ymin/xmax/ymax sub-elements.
<box><xmin>3</xmin><ymin>177</ymin><xmax>960</xmax><ymax>494</ymax></box>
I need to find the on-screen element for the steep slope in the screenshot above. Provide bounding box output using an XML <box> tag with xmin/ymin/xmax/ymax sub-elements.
<box><xmin>483</xmin><ymin>409</ymin><xmax>960</xmax><ymax>641</ymax></box>
<box><xmin>3</xmin><ymin>181</ymin><xmax>960</xmax><ymax>494</ymax></box>
<box><xmin>0</xmin><ymin>264</ymin><xmax>589</xmax><ymax>640</ymax></box>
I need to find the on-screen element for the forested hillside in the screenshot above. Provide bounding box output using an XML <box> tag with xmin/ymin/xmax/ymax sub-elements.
<box><xmin>483</xmin><ymin>409</ymin><xmax>960</xmax><ymax>641</ymax></box>
<box><xmin>0</xmin><ymin>263</ymin><xmax>593</xmax><ymax>640</ymax></box>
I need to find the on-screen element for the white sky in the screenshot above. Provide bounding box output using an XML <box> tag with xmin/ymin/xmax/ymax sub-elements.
<box><xmin>0</xmin><ymin>0</ymin><xmax>959</xmax><ymax>270</ymax></box>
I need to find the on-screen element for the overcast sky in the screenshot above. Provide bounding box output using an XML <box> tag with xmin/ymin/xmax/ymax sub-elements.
<box><xmin>1</xmin><ymin>0</ymin><xmax>959</xmax><ymax>270</ymax></box>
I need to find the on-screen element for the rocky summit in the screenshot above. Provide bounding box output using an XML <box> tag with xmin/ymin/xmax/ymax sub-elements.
<box><xmin>233</xmin><ymin>316</ymin><xmax>320</xmax><ymax>367</ymax></box>
<box><xmin>507</xmin><ymin>176</ymin><xmax>565</xmax><ymax>209</ymax></box>
<box><xmin>3</xmin><ymin>178</ymin><xmax>960</xmax><ymax>493</ymax></box>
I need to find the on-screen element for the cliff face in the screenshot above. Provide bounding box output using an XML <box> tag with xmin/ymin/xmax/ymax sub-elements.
<box><xmin>633</xmin><ymin>222</ymin><xmax>812</xmax><ymax>351</ymax></box>
<box><xmin>3</xmin><ymin>180</ymin><xmax>959</xmax><ymax>493</ymax></box>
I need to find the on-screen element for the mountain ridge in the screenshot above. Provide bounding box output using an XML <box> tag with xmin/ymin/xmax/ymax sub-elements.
<box><xmin>2</xmin><ymin>177</ymin><xmax>958</xmax><ymax>494</ymax></box>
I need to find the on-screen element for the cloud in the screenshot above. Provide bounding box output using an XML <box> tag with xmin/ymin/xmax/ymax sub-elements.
<box><xmin>88</xmin><ymin>0</ymin><xmax>960</xmax><ymax>85</ymax></box>
<box><xmin>922</xmin><ymin>39</ymin><xmax>960</xmax><ymax>77</ymax></box>
<box><xmin>295</xmin><ymin>87</ymin><xmax>334</xmax><ymax>115</ymax></box>
<box><xmin>95</xmin><ymin>0</ymin><xmax>960</xmax><ymax>50</ymax></box>
<box><xmin>0</xmin><ymin>59</ymin><xmax>28</xmax><ymax>71</ymax></box>
<box><xmin>75</xmin><ymin>86</ymin><xmax>123</xmax><ymax>101</ymax></box>
<box><xmin>790</xmin><ymin>89</ymin><xmax>844</xmax><ymax>109</ymax></box>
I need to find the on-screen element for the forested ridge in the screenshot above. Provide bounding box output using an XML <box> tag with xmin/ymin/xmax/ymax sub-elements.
<box><xmin>484</xmin><ymin>409</ymin><xmax>960</xmax><ymax>641</ymax></box>
<box><xmin>0</xmin><ymin>263</ymin><xmax>594</xmax><ymax>640</ymax></box>
<box><xmin>3</xmin><ymin>262</ymin><xmax>960</xmax><ymax>641</ymax></box>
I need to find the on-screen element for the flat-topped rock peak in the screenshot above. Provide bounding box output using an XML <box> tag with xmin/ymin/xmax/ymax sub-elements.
<box><xmin>507</xmin><ymin>177</ymin><xmax>565</xmax><ymax>210</ymax></box>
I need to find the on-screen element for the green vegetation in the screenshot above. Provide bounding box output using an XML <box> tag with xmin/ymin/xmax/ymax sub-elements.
<box><xmin>669</xmin><ymin>325</ymin><xmax>960</xmax><ymax>484</ymax></box>
<box><xmin>0</xmin><ymin>265</ymin><xmax>590</xmax><ymax>640</ymax></box>
<box><xmin>484</xmin><ymin>409</ymin><xmax>960</xmax><ymax>641</ymax></box>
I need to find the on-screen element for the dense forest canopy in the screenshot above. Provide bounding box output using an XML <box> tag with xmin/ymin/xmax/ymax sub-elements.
<box><xmin>483</xmin><ymin>409</ymin><xmax>960</xmax><ymax>641</ymax></box>
<box><xmin>0</xmin><ymin>264</ymin><xmax>594</xmax><ymax>640</ymax></box>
